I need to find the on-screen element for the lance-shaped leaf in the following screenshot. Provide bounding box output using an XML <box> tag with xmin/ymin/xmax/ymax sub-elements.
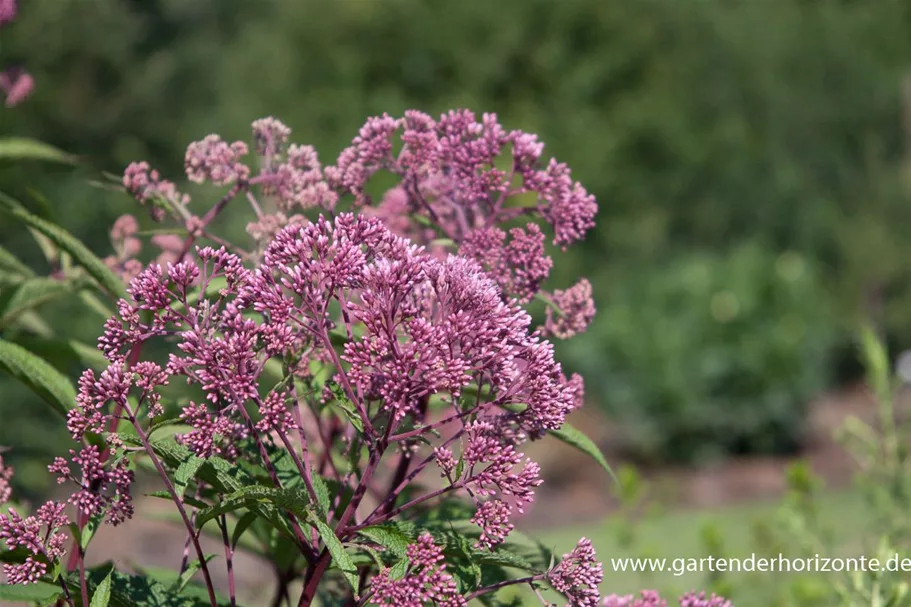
<box><xmin>549</xmin><ymin>423</ymin><xmax>616</xmax><ymax>483</ymax></box>
<box><xmin>0</xmin><ymin>581</ymin><xmax>64</xmax><ymax>602</ymax></box>
<box><xmin>195</xmin><ymin>485</ymin><xmax>310</xmax><ymax>531</ymax></box>
<box><xmin>357</xmin><ymin>524</ymin><xmax>413</xmax><ymax>558</ymax></box>
<box><xmin>0</xmin><ymin>243</ymin><xmax>35</xmax><ymax>279</ymax></box>
<box><xmin>0</xmin><ymin>338</ymin><xmax>76</xmax><ymax>417</ymax></box>
<box><xmin>76</xmin><ymin>566</ymin><xmax>232</xmax><ymax>607</ymax></box>
<box><xmin>0</xmin><ymin>276</ymin><xmax>88</xmax><ymax>328</ymax></box>
<box><xmin>90</xmin><ymin>569</ymin><xmax>114</xmax><ymax>607</ymax></box>
<box><xmin>0</xmin><ymin>193</ymin><xmax>125</xmax><ymax>298</ymax></box>
<box><xmin>0</xmin><ymin>137</ymin><xmax>76</xmax><ymax>164</ymax></box>
<box><xmin>311</xmin><ymin>516</ymin><xmax>360</xmax><ymax>596</ymax></box>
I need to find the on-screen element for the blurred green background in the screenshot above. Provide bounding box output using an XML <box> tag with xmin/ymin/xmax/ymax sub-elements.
<box><xmin>5</xmin><ymin>0</ymin><xmax>911</xmax><ymax>476</ymax></box>
<box><xmin>7</xmin><ymin>1</ymin><xmax>911</xmax><ymax>604</ymax></box>
<box><xmin>2</xmin><ymin>0</ymin><xmax>911</xmax><ymax>512</ymax></box>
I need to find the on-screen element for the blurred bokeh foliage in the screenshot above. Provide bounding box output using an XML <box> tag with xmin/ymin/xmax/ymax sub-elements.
<box><xmin>4</xmin><ymin>0</ymin><xmax>911</xmax><ymax>472</ymax></box>
<box><xmin>564</xmin><ymin>243</ymin><xmax>837</xmax><ymax>464</ymax></box>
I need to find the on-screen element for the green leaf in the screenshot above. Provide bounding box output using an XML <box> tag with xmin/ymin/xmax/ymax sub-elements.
<box><xmin>0</xmin><ymin>581</ymin><xmax>64</xmax><ymax>602</ymax></box>
<box><xmin>80</xmin><ymin>513</ymin><xmax>105</xmax><ymax>551</ymax></box>
<box><xmin>0</xmin><ymin>277</ymin><xmax>87</xmax><ymax>328</ymax></box>
<box><xmin>0</xmin><ymin>137</ymin><xmax>75</xmax><ymax>164</ymax></box>
<box><xmin>389</xmin><ymin>557</ymin><xmax>410</xmax><ymax>580</ymax></box>
<box><xmin>174</xmin><ymin>456</ymin><xmax>206</xmax><ymax>500</ymax></box>
<box><xmin>357</xmin><ymin>524</ymin><xmax>413</xmax><ymax>558</ymax></box>
<box><xmin>476</xmin><ymin>548</ymin><xmax>539</xmax><ymax>573</ymax></box>
<box><xmin>549</xmin><ymin>423</ymin><xmax>616</xmax><ymax>483</ymax></box>
<box><xmin>453</xmin><ymin>456</ymin><xmax>465</xmax><ymax>481</ymax></box>
<box><xmin>10</xmin><ymin>335</ymin><xmax>109</xmax><ymax>372</ymax></box>
<box><xmin>311</xmin><ymin>517</ymin><xmax>360</xmax><ymax>596</ymax></box>
<box><xmin>860</xmin><ymin>323</ymin><xmax>891</xmax><ymax>400</ymax></box>
<box><xmin>231</xmin><ymin>511</ymin><xmax>259</xmax><ymax>550</ymax></box>
<box><xmin>171</xmin><ymin>555</ymin><xmax>217</xmax><ymax>594</ymax></box>
<box><xmin>0</xmin><ymin>193</ymin><xmax>125</xmax><ymax>298</ymax></box>
<box><xmin>0</xmin><ymin>546</ymin><xmax>30</xmax><ymax>564</ymax></box>
<box><xmin>76</xmin><ymin>566</ymin><xmax>232</xmax><ymax>607</ymax></box>
<box><xmin>146</xmin><ymin>490</ymin><xmax>208</xmax><ymax>510</ymax></box>
<box><xmin>90</xmin><ymin>570</ymin><xmax>114</xmax><ymax>607</ymax></box>
<box><xmin>0</xmin><ymin>243</ymin><xmax>35</xmax><ymax>279</ymax></box>
<box><xmin>326</xmin><ymin>381</ymin><xmax>364</xmax><ymax>434</ymax></box>
<box><xmin>311</xmin><ymin>473</ymin><xmax>331</xmax><ymax>520</ymax></box>
<box><xmin>0</xmin><ymin>338</ymin><xmax>76</xmax><ymax>417</ymax></box>
<box><xmin>196</xmin><ymin>485</ymin><xmax>310</xmax><ymax>530</ymax></box>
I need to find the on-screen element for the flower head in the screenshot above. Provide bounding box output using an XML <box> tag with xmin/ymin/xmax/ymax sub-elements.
<box><xmin>185</xmin><ymin>135</ymin><xmax>250</xmax><ymax>186</ymax></box>
<box><xmin>679</xmin><ymin>591</ymin><xmax>733</xmax><ymax>607</ymax></box>
<box><xmin>548</xmin><ymin>538</ymin><xmax>603</xmax><ymax>607</ymax></box>
<box><xmin>0</xmin><ymin>0</ymin><xmax>16</xmax><ymax>26</ymax></box>
<box><xmin>369</xmin><ymin>534</ymin><xmax>466</xmax><ymax>607</ymax></box>
<box><xmin>0</xmin><ymin>502</ymin><xmax>69</xmax><ymax>584</ymax></box>
<box><xmin>546</xmin><ymin>278</ymin><xmax>596</xmax><ymax>339</ymax></box>
<box><xmin>0</xmin><ymin>68</ymin><xmax>33</xmax><ymax>107</ymax></box>
<box><xmin>49</xmin><ymin>444</ymin><xmax>134</xmax><ymax>526</ymax></box>
<box><xmin>0</xmin><ymin>454</ymin><xmax>12</xmax><ymax>503</ymax></box>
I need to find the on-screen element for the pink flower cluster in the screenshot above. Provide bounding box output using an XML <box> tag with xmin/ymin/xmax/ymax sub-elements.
<box><xmin>369</xmin><ymin>534</ymin><xmax>465</xmax><ymax>607</ymax></box>
<box><xmin>103</xmin><ymin>214</ymin><xmax>184</xmax><ymax>281</ymax></box>
<box><xmin>185</xmin><ymin>135</ymin><xmax>250</xmax><ymax>186</ymax></box>
<box><xmin>548</xmin><ymin>538</ymin><xmax>604</xmax><ymax>607</ymax></box>
<box><xmin>456</xmin><ymin>420</ymin><xmax>542</xmax><ymax>548</ymax></box>
<box><xmin>123</xmin><ymin>162</ymin><xmax>191</xmax><ymax>222</ymax></box>
<box><xmin>88</xmin><ymin>111</ymin><xmax>602</xmax><ymax>603</ymax></box>
<box><xmin>0</xmin><ymin>502</ymin><xmax>69</xmax><ymax>584</ymax></box>
<box><xmin>0</xmin><ymin>454</ymin><xmax>12</xmax><ymax>503</ymax></box>
<box><xmin>86</xmin><ymin>212</ymin><xmax>583</xmax><ymax>555</ymax></box>
<box><xmin>48</xmin><ymin>445</ymin><xmax>134</xmax><ymax>526</ymax></box>
<box><xmin>326</xmin><ymin>110</ymin><xmax>597</xmax><ymax>322</ymax></box>
<box><xmin>325</xmin><ymin>110</ymin><xmax>596</xmax><ymax>249</ymax></box>
<box><xmin>546</xmin><ymin>278</ymin><xmax>596</xmax><ymax>339</ymax></box>
<box><xmin>604</xmin><ymin>591</ymin><xmax>733</xmax><ymax>607</ymax></box>
<box><xmin>0</xmin><ymin>0</ymin><xmax>33</xmax><ymax>108</ymax></box>
<box><xmin>0</xmin><ymin>0</ymin><xmax>15</xmax><ymax>25</ymax></box>
<box><xmin>120</xmin><ymin>112</ymin><xmax>597</xmax><ymax>339</ymax></box>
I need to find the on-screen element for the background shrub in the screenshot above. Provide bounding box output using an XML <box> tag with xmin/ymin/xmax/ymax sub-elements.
<box><xmin>4</xmin><ymin>0</ymin><xmax>911</xmax><ymax>472</ymax></box>
<box><xmin>564</xmin><ymin>243</ymin><xmax>838</xmax><ymax>463</ymax></box>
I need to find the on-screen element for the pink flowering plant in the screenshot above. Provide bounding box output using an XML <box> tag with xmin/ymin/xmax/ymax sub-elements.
<box><xmin>0</xmin><ymin>0</ymin><xmax>35</xmax><ymax>107</ymax></box>
<box><xmin>0</xmin><ymin>111</ymin><xmax>731</xmax><ymax>606</ymax></box>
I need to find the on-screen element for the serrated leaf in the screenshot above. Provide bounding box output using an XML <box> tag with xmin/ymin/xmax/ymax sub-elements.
<box><xmin>357</xmin><ymin>524</ymin><xmax>413</xmax><ymax>558</ymax></box>
<box><xmin>311</xmin><ymin>517</ymin><xmax>359</xmax><ymax>595</ymax></box>
<box><xmin>549</xmin><ymin>423</ymin><xmax>616</xmax><ymax>483</ymax></box>
<box><xmin>174</xmin><ymin>456</ymin><xmax>205</xmax><ymax>500</ymax></box>
<box><xmin>312</xmin><ymin>473</ymin><xmax>331</xmax><ymax>519</ymax></box>
<box><xmin>0</xmin><ymin>137</ymin><xmax>75</xmax><ymax>164</ymax></box>
<box><xmin>355</xmin><ymin>544</ymin><xmax>387</xmax><ymax>570</ymax></box>
<box><xmin>90</xmin><ymin>569</ymin><xmax>113</xmax><ymax>607</ymax></box>
<box><xmin>0</xmin><ymin>581</ymin><xmax>63</xmax><ymax>602</ymax></box>
<box><xmin>77</xmin><ymin>566</ymin><xmax>231</xmax><ymax>607</ymax></box>
<box><xmin>0</xmin><ymin>338</ymin><xmax>76</xmax><ymax>417</ymax></box>
<box><xmin>0</xmin><ymin>193</ymin><xmax>125</xmax><ymax>298</ymax></box>
<box><xmin>389</xmin><ymin>557</ymin><xmax>410</xmax><ymax>580</ymax></box>
<box><xmin>196</xmin><ymin>485</ymin><xmax>309</xmax><ymax>530</ymax></box>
